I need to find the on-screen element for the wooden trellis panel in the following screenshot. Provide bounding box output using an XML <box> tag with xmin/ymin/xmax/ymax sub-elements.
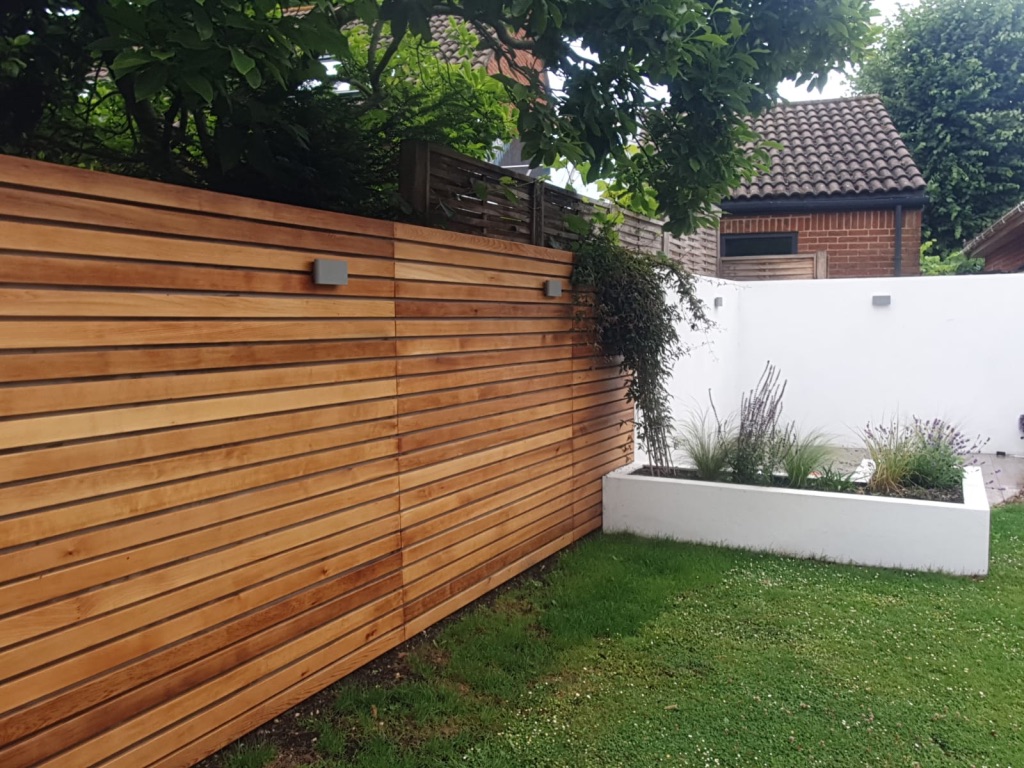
<box><xmin>399</xmin><ymin>141</ymin><xmax>720</xmax><ymax>276</ymax></box>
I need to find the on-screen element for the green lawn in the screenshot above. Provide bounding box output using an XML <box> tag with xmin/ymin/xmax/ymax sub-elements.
<box><xmin>222</xmin><ymin>505</ymin><xmax>1024</xmax><ymax>768</ymax></box>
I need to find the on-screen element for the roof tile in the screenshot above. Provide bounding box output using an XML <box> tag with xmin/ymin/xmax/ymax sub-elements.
<box><xmin>730</xmin><ymin>96</ymin><xmax>926</xmax><ymax>201</ymax></box>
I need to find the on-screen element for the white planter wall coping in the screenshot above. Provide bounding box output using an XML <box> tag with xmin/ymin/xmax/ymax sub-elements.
<box><xmin>603</xmin><ymin>465</ymin><xmax>990</xmax><ymax>575</ymax></box>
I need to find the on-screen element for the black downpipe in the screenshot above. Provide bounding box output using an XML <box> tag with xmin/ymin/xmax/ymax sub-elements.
<box><xmin>894</xmin><ymin>204</ymin><xmax>904</xmax><ymax>276</ymax></box>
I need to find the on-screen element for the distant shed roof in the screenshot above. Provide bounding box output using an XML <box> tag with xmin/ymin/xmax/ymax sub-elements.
<box><xmin>426</xmin><ymin>16</ymin><xmax>495</xmax><ymax>68</ymax></box>
<box><xmin>285</xmin><ymin>6</ymin><xmax>497</xmax><ymax>68</ymax></box>
<box><xmin>729</xmin><ymin>96</ymin><xmax>926</xmax><ymax>202</ymax></box>
<box><xmin>963</xmin><ymin>198</ymin><xmax>1024</xmax><ymax>269</ymax></box>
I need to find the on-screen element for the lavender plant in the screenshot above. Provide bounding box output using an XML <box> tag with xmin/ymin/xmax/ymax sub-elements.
<box><xmin>733</xmin><ymin>362</ymin><xmax>788</xmax><ymax>485</ymax></box>
<box><xmin>862</xmin><ymin>416</ymin><xmax>989</xmax><ymax>494</ymax></box>
<box><xmin>907</xmin><ymin>418</ymin><xmax>989</xmax><ymax>490</ymax></box>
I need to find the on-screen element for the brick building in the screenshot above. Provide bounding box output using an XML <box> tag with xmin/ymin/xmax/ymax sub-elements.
<box><xmin>720</xmin><ymin>96</ymin><xmax>927</xmax><ymax>279</ymax></box>
<box><xmin>963</xmin><ymin>199</ymin><xmax>1024</xmax><ymax>273</ymax></box>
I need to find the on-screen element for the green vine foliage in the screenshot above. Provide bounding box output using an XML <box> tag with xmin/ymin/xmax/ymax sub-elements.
<box><xmin>571</xmin><ymin>225</ymin><xmax>709</xmax><ymax>472</ymax></box>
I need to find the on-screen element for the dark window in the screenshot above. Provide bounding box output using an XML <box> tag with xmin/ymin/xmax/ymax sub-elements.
<box><xmin>722</xmin><ymin>233</ymin><xmax>798</xmax><ymax>257</ymax></box>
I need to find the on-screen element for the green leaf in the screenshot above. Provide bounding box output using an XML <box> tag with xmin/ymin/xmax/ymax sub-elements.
<box><xmin>351</xmin><ymin>0</ymin><xmax>378</xmax><ymax>22</ymax></box>
<box><xmin>110</xmin><ymin>50</ymin><xmax>154</xmax><ymax>75</ymax></box>
<box><xmin>262</xmin><ymin>59</ymin><xmax>287</xmax><ymax>89</ymax></box>
<box><xmin>230</xmin><ymin>48</ymin><xmax>256</xmax><ymax>76</ymax></box>
<box><xmin>133</xmin><ymin>65</ymin><xmax>167</xmax><ymax>99</ymax></box>
<box><xmin>244</xmin><ymin>66</ymin><xmax>262</xmax><ymax>89</ymax></box>
<box><xmin>166</xmin><ymin>27</ymin><xmax>205</xmax><ymax>50</ymax></box>
<box><xmin>193</xmin><ymin>7</ymin><xmax>214</xmax><ymax>41</ymax></box>
<box><xmin>183</xmin><ymin>72</ymin><xmax>214</xmax><ymax>102</ymax></box>
<box><xmin>471</xmin><ymin>180</ymin><xmax>489</xmax><ymax>202</ymax></box>
<box><xmin>565</xmin><ymin>213</ymin><xmax>592</xmax><ymax>236</ymax></box>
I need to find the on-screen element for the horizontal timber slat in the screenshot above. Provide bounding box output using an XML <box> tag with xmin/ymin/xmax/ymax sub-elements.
<box><xmin>0</xmin><ymin>318</ymin><xmax>396</xmax><ymax>348</ymax></box>
<box><xmin>0</xmin><ymin>155</ymin><xmax>631</xmax><ymax>768</ymax></box>
<box><xmin>0</xmin><ymin>251</ymin><xmax>394</xmax><ymax>295</ymax></box>
<box><xmin>0</xmin><ymin>340</ymin><xmax>396</xmax><ymax>383</ymax></box>
<box><xmin>0</xmin><ymin>288</ymin><xmax>394</xmax><ymax>318</ymax></box>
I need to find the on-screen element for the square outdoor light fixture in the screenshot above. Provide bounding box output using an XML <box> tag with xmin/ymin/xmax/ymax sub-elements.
<box><xmin>313</xmin><ymin>259</ymin><xmax>348</xmax><ymax>286</ymax></box>
<box><xmin>713</xmin><ymin>296</ymin><xmax>724</xmax><ymax>308</ymax></box>
<box><xmin>544</xmin><ymin>279</ymin><xmax>563</xmax><ymax>298</ymax></box>
<box><xmin>872</xmin><ymin>294</ymin><xmax>891</xmax><ymax>307</ymax></box>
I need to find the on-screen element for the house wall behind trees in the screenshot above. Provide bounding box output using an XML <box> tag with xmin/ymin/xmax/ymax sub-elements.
<box><xmin>721</xmin><ymin>208</ymin><xmax>922</xmax><ymax>277</ymax></box>
<box><xmin>983</xmin><ymin>245</ymin><xmax>1024</xmax><ymax>274</ymax></box>
<box><xmin>0</xmin><ymin>156</ymin><xmax>632</xmax><ymax>767</ymax></box>
<box><xmin>671</xmin><ymin>273</ymin><xmax>1024</xmax><ymax>456</ymax></box>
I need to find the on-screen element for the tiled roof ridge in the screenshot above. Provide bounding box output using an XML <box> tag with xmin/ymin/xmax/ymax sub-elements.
<box><xmin>770</xmin><ymin>94</ymin><xmax>884</xmax><ymax>109</ymax></box>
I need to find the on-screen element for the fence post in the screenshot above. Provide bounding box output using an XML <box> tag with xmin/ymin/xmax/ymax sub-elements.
<box><xmin>399</xmin><ymin>141</ymin><xmax>431</xmax><ymax>220</ymax></box>
<box><xmin>531</xmin><ymin>180</ymin><xmax>546</xmax><ymax>246</ymax></box>
<box><xmin>814</xmin><ymin>250</ymin><xmax>829</xmax><ymax>278</ymax></box>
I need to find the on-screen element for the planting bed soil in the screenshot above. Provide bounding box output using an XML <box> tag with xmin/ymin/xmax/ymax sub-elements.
<box><xmin>631</xmin><ymin>465</ymin><xmax>964</xmax><ymax>503</ymax></box>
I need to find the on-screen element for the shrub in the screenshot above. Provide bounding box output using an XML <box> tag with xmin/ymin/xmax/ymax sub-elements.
<box><xmin>572</xmin><ymin>225</ymin><xmax>709</xmax><ymax>473</ymax></box>
<box><xmin>674</xmin><ymin>407</ymin><xmax>736</xmax><ymax>481</ymax></box>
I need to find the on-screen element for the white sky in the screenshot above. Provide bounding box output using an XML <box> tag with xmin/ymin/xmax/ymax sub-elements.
<box><xmin>778</xmin><ymin>0</ymin><xmax>919</xmax><ymax>102</ymax></box>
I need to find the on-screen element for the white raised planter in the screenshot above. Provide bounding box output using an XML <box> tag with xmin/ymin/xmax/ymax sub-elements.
<box><xmin>603</xmin><ymin>464</ymin><xmax>990</xmax><ymax>575</ymax></box>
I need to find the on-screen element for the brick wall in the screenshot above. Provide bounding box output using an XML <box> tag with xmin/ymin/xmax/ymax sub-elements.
<box><xmin>980</xmin><ymin>241</ymin><xmax>1024</xmax><ymax>273</ymax></box>
<box><xmin>721</xmin><ymin>208</ymin><xmax>923</xmax><ymax>278</ymax></box>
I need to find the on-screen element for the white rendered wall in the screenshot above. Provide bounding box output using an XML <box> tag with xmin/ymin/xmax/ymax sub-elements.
<box><xmin>604</xmin><ymin>464</ymin><xmax>991</xmax><ymax>575</ymax></box>
<box><xmin>674</xmin><ymin>279</ymin><xmax>745</xmax><ymax>419</ymax></box>
<box><xmin>671</xmin><ymin>273</ymin><xmax>1024</xmax><ymax>455</ymax></box>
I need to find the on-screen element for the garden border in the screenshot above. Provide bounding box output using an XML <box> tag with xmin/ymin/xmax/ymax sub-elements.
<box><xmin>603</xmin><ymin>465</ymin><xmax>990</xmax><ymax>575</ymax></box>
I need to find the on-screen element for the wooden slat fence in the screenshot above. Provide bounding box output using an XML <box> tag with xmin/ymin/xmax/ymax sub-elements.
<box><xmin>399</xmin><ymin>141</ymin><xmax>720</xmax><ymax>276</ymax></box>
<box><xmin>0</xmin><ymin>156</ymin><xmax>632</xmax><ymax>768</ymax></box>
<box><xmin>719</xmin><ymin>251</ymin><xmax>829</xmax><ymax>281</ymax></box>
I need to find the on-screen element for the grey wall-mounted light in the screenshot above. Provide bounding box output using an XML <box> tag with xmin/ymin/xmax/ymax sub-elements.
<box><xmin>713</xmin><ymin>296</ymin><xmax>724</xmax><ymax>308</ymax></box>
<box><xmin>544</xmin><ymin>279</ymin><xmax>563</xmax><ymax>298</ymax></box>
<box><xmin>313</xmin><ymin>259</ymin><xmax>348</xmax><ymax>286</ymax></box>
<box><xmin>872</xmin><ymin>294</ymin><xmax>891</xmax><ymax>307</ymax></box>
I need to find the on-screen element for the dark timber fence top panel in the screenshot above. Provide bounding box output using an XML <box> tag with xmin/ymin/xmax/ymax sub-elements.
<box><xmin>0</xmin><ymin>154</ymin><xmax>632</xmax><ymax>768</ymax></box>
<box><xmin>399</xmin><ymin>141</ymin><xmax>720</xmax><ymax>276</ymax></box>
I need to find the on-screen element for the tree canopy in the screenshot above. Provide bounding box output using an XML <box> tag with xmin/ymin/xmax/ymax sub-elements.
<box><xmin>1</xmin><ymin>0</ymin><xmax>875</xmax><ymax>231</ymax></box>
<box><xmin>855</xmin><ymin>0</ymin><xmax>1024</xmax><ymax>254</ymax></box>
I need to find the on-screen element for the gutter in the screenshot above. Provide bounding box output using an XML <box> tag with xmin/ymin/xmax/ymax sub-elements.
<box><xmin>721</xmin><ymin>192</ymin><xmax>928</xmax><ymax>215</ymax></box>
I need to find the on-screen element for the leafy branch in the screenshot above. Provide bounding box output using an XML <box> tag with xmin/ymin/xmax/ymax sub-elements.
<box><xmin>571</xmin><ymin>223</ymin><xmax>709</xmax><ymax>472</ymax></box>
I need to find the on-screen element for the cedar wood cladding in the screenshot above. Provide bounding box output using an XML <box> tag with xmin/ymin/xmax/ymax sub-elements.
<box><xmin>0</xmin><ymin>154</ymin><xmax>631</xmax><ymax>768</ymax></box>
